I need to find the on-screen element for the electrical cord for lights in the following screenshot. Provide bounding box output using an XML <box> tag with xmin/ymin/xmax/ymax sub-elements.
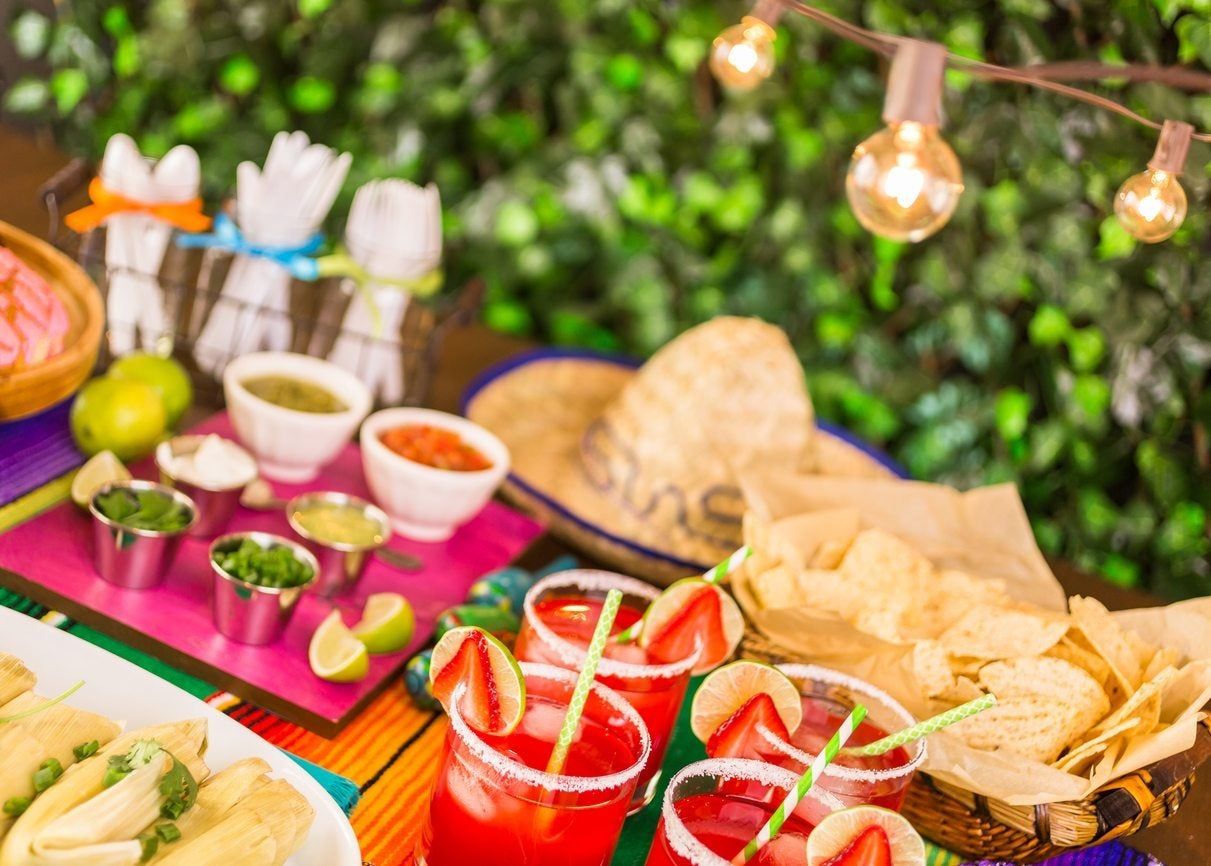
<box><xmin>774</xmin><ymin>0</ymin><xmax>1211</xmax><ymax>142</ymax></box>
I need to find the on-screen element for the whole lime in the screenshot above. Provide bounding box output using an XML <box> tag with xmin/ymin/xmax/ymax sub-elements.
<box><xmin>70</xmin><ymin>377</ymin><xmax>167</xmax><ymax>461</ymax></box>
<box><xmin>108</xmin><ymin>353</ymin><xmax>193</xmax><ymax>427</ymax></box>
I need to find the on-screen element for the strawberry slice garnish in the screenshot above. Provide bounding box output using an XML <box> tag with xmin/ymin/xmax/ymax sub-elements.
<box><xmin>821</xmin><ymin>826</ymin><xmax>893</xmax><ymax>866</ymax></box>
<box><xmin>706</xmin><ymin>693</ymin><xmax>792</xmax><ymax>759</ymax></box>
<box><xmin>430</xmin><ymin>630</ymin><xmax>504</xmax><ymax>732</ymax></box>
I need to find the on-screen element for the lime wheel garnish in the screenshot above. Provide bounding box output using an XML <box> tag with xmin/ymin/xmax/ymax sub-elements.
<box><xmin>806</xmin><ymin>805</ymin><xmax>926</xmax><ymax>866</ymax></box>
<box><xmin>690</xmin><ymin>660</ymin><xmax>802</xmax><ymax>758</ymax></box>
<box><xmin>429</xmin><ymin>626</ymin><xmax>525</xmax><ymax>735</ymax></box>
<box><xmin>638</xmin><ymin>578</ymin><xmax>745</xmax><ymax>675</ymax></box>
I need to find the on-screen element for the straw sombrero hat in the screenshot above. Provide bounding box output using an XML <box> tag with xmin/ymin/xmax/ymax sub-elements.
<box><xmin>462</xmin><ymin>317</ymin><xmax>905</xmax><ymax>583</ymax></box>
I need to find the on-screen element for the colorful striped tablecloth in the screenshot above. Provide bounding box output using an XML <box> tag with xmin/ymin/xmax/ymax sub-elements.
<box><xmin>0</xmin><ymin>477</ymin><xmax>1162</xmax><ymax>866</ymax></box>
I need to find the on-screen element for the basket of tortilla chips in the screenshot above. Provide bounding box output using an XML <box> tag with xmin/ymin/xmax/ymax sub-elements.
<box><xmin>732</xmin><ymin>471</ymin><xmax>1211</xmax><ymax>863</ymax></box>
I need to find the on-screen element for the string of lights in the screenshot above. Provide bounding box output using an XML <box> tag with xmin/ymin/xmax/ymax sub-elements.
<box><xmin>709</xmin><ymin>0</ymin><xmax>1207</xmax><ymax>244</ymax></box>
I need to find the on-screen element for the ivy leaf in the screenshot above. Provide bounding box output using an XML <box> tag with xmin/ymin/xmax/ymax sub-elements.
<box><xmin>2</xmin><ymin>79</ymin><xmax>49</xmax><ymax>114</ymax></box>
<box><xmin>50</xmin><ymin>69</ymin><xmax>89</xmax><ymax>115</ymax></box>
<box><xmin>1136</xmin><ymin>439</ymin><xmax>1189</xmax><ymax>507</ymax></box>
<box><xmin>1028</xmin><ymin>305</ymin><xmax>1071</xmax><ymax>347</ymax></box>
<box><xmin>995</xmin><ymin>387</ymin><xmax>1033</xmax><ymax>441</ymax></box>
<box><xmin>299</xmin><ymin>0</ymin><xmax>334</xmax><ymax>17</ymax></box>
<box><xmin>1066</xmin><ymin>327</ymin><xmax>1106</xmax><ymax>372</ymax></box>
<box><xmin>1097</xmin><ymin>216</ymin><xmax>1136</xmax><ymax>261</ymax></box>
<box><xmin>219</xmin><ymin>54</ymin><xmax>260</xmax><ymax>96</ymax></box>
<box><xmin>288</xmin><ymin>76</ymin><xmax>336</xmax><ymax>113</ymax></box>
<box><xmin>10</xmin><ymin>11</ymin><xmax>51</xmax><ymax>60</ymax></box>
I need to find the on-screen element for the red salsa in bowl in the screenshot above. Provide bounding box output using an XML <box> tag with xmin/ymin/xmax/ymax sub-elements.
<box><xmin>379</xmin><ymin>424</ymin><xmax>493</xmax><ymax>472</ymax></box>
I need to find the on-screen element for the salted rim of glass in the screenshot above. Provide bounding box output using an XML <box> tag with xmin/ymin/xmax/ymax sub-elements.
<box><xmin>447</xmin><ymin>662</ymin><xmax>652</xmax><ymax>794</ymax></box>
<box><xmin>522</xmin><ymin>570</ymin><xmax>702</xmax><ymax>680</ymax></box>
<box><xmin>659</xmin><ymin>758</ymin><xmax>843</xmax><ymax>866</ymax></box>
<box><xmin>756</xmin><ymin>662</ymin><xmax>927</xmax><ymax>781</ymax></box>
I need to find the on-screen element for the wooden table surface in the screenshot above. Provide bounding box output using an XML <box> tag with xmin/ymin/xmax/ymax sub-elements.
<box><xmin>0</xmin><ymin>126</ymin><xmax>1205</xmax><ymax>865</ymax></box>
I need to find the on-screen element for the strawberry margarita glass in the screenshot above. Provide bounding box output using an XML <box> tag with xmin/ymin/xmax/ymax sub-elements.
<box><xmin>756</xmin><ymin>664</ymin><xmax>924</xmax><ymax>812</ymax></box>
<box><xmin>644</xmin><ymin>758</ymin><xmax>841</xmax><ymax>866</ymax></box>
<box><xmin>415</xmin><ymin>662</ymin><xmax>651</xmax><ymax>866</ymax></box>
<box><xmin>514</xmin><ymin>570</ymin><xmax>702</xmax><ymax>811</ymax></box>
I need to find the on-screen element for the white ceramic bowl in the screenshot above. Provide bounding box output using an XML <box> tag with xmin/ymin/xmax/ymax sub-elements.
<box><xmin>223</xmin><ymin>352</ymin><xmax>373</xmax><ymax>483</ymax></box>
<box><xmin>360</xmin><ymin>407</ymin><xmax>510</xmax><ymax>542</ymax></box>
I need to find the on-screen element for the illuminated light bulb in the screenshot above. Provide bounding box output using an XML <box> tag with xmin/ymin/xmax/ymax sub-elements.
<box><xmin>845</xmin><ymin>40</ymin><xmax>964</xmax><ymax>242</ymax></box>
<box><xmin>710</xmin><ymin>5</ymin><xmax>779</xmax><ymax>92</ymax></box>
<box><xmin>1114</xmin><ymin>120</ymin><xmax>1193</xmax><ymax>244</ymax></box>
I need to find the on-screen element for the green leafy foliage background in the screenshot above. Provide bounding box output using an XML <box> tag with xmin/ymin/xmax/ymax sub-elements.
<box><xmin>6</xmin><ymin>0</ymin><xmax>1211</xmax><ymax>597</ymax></box>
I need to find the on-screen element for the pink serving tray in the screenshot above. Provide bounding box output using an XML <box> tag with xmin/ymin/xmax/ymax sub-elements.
<box><xmin>0</xmin><ymin>413</ymin><xmax>544</xmax><ymax>736</ymax></box>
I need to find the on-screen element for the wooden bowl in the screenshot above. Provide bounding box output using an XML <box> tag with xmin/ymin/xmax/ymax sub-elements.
<box><xmin>0</xmin><ymin>220</ymin><xmax>103</xmax><ymax>421</ymax></box>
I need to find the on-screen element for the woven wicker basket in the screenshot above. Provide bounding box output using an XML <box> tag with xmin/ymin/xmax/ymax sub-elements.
<box><xmin>743</xmin><ymin>631</ymin><xmax>1211</xmax><ymax>863</ymax></box>
<box><xmin>0</xmin><ymin>220</ymin><xmax>103</xmax><ymax>421</ymax></box>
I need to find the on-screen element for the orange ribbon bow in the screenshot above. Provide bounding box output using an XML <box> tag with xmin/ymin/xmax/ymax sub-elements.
<box><xmin>64</xmin><ymin>177</ymin><xmax>212</xmax><ymax>234</ymax></box>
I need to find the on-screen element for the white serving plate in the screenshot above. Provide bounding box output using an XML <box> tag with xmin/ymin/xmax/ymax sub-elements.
<box><xmin>0</xmin><ymin>607</ymin><xmax>361</xmax><ymax>865</ymax></box>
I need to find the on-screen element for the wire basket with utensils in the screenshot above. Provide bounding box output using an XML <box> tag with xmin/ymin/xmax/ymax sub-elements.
<box><xmin>38</xmin><ymin>157</ymin><xmax>481</xmax><ymax>412</ymax></box>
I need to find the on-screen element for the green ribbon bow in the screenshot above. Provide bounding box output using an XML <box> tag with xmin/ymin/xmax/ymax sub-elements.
<box><xmin>314</xmin><ymin>248</ymin><xmax>443</xmax><ymax>335</ymax></box>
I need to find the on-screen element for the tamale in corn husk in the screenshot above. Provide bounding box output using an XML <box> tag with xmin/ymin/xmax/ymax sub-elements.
<box><xmin>154</xmin><ymin>778</ymin><xmax>314</xmax><ymax>866</ymax></box>
<box><xmin>143</xmin><ymin>759</ymin><xmax>271</xmax><ymax>864</ymax></box>
<box><xmin>0</xmin><ymin>720</ymin><xmax>209</xmax><ymax>866</ymax></box>
<box><xmin>0</xmin><ymin>656</ymin><xmax>35</xmax><ymax>707</ymax></box>
<box><xmin>0</xmin><ymin>691</ymin><xmax>121</xmax><ymax>842</ymax></box>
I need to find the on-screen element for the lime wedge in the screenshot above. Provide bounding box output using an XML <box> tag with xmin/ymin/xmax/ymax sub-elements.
<box><xmin>309</xmin><ymin>610</ymin><xmax>370</xmax><ymax>683</ymax></box>
<box><xmin>352</xmin><ymin>593</ymin><xmax>415</xmax><ymax>654</ymax></box>
<box><xmin>430</xmin><ymin>626</ymin><xmax>525</xmax><ymax>735</ymax></box>
<box><xmin>71</xmin><ymin>450</ymin><xmax>131</xmax><ymax>509</ymax></box>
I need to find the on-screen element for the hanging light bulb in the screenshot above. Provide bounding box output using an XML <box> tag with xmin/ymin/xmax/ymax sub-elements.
<box><xmin>845</xmin><ymin>40</ymin><xmax>964</xmax><ymax>242</ymax></box>
<box><xmin>1115</xmin><ymin>120</ymin><xmax>1192</xmax><ymax>244</ymax></box>
<box><xmin>710</xmin><ymin>0</ymin><xmax>781</xmax><ymax>91</ymax></box>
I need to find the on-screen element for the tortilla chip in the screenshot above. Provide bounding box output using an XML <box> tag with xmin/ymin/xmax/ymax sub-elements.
<box><xmin>978</xmin><ymin>656</ymin><xmax>1110</xmax><ymax>722</ymax></box>
<box><xmin>916</xmin><ymin>569</ymin><xmax>1011</xmax><ymax>638</ymax></box>
<box><xmin>939</xmin><ymin>605</ymin><xmax>1068</xmax><ymax>660</ymax></box>
<box><xmin>1069</xmin><ymin>596</ymin><xmax>1146</xmax><ymax>703</ymax></box>
<box><xmin>1047</xmin><ymin>635</ymin><xmax>1112</xmax><ymax>686</ymax></box>
<box><xmin>911</xmin><ymin>639</ymin><xmax>957</xmax><ymax>699</ymax></box>
<box><xmin>934</xmin><ymin>675</ymin><xmax>985</xmax><ymax>705</ymax></box>
<box><xmin>752</xmin><ymin>565</ymin><xmax>805</xmax><ymax>610</ymax></box>
<box><xmin>838</xmin><ymin>529</ymin><xmax>935</xmax><ymax>589</ymax></box>
<box><xmin>949</xmin><ymin>695</ymin><xmax>1091</xmax><ymax>764</ymax></box>
<box><xmin>1143</xmin><ymin>647</ymin><xmax>1182</xmax><ymax>682</ymax></box>
<box><xmin>810</xmin><ymin>539</ymin><xmax>850</xmax><ymax>570</ymax></box>
<box><xmin>1053</xmin><ymin>716</ymin><xmax>1141</xmax><ymax>775</ymax></box>
<box><xmin>1091</xmin><ymin>666</ymin><xmax>1175</xmax><ymax>739</ymax></box>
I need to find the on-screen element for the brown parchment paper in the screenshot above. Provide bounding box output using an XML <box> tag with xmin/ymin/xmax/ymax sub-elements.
<box><xmin>733</xmin><ymin>470</ymin><xmax>1211</xmax><ymax>806</ymax></box>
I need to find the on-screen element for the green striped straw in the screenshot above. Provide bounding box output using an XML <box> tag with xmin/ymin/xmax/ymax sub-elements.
<box><xmin>544</xmin><ymin>588</ymin><xmax>623</xmax><ymax>775</ymax></box>
<box><xmin>613</xmin><ymin>545</ymin><xmax>752</xmax><ymax>644</ymax></box>
<box><xmin>842</xmin><ymin>693</ymin><xmax>997</xmax><ymax>757</ymax></box>
<box><xmin>732</xmin><ymin>703</ymin><xmax>867</xmax><ymax>865</ymax></box>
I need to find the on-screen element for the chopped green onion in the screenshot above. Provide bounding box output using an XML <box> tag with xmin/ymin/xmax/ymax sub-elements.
<box><xmin>2</xmin><ymin>796</ymin><xmax>30</xmax><ymax>817</ymax></box>
<box><xmin>155</xmin><ymin>822</ymin><xmax>181</xmax><ymax>843</ymax></box>
<box><xmin>137</xmin><ymin>832</ymin><xmax>159</xmax><ymax>862</ymax></box>
<box><xmin>72</xmin><ymin>740</ymin><xmax>100</xmax><ymax>761</ymax></box>
<box><xmin>32</xmin><ymin>758</ymin><xmax>63</xmax><ymax>793</ymax></box>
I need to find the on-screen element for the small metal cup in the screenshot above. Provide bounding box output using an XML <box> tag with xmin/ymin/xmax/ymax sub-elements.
<box><xmin>209</xmin><ymin>532</ymin><xmax>319</xmax><ymax>645</ymax></box>
<box><xmin>89</xmin><ymin>480</ymin><xmax>198</xmax><ymax>590</ymax></box>
<box><xmin>286</xmin><ymin>492</ymin><xmax>391</xmax><ymax>597</ymax></box>
<box><xmin>156</xmin><ymin>435</ymin><xmax>256</xmax><ymax>538</ymax></box>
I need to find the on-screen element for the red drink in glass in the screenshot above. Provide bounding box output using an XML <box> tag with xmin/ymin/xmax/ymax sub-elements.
<box><xmin>415</xmin><ymin>662</ymin><xmax>651</xmax><ymax>866</ymax></box>
<box><xmin>644</xmin><ymin>758</ymin><xmax>838</xmax><ymax>866</ymax></box>
<box><xmin>514</xmin><ymin>570</ymin><xmax>700</xmax><ymax>812</ymax></box>
<box><xmin>755</xmin><ymin>664</ymin><xmax>923</xmax><ymax>811</ymax></box>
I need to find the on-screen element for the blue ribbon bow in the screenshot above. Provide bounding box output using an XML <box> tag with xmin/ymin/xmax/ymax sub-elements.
<box><xmin>176</xmin><ymin>213</ymin><xmax>324</xmax><ymax>280</ymax></box>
